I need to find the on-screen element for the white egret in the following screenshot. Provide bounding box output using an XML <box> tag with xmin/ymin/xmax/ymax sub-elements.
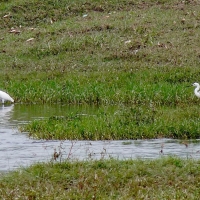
<box><xmin>0</xmin><ymin>90</ymin><xmax>14</xmax><ymax>104</ymax></box>
<box><xmin>192</xmin><ymin>82</ymin><xmax>200</xmax><ymax>98</ymax></box>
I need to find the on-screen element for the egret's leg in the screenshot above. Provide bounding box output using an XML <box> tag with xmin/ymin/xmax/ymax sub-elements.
<box><xmin>2</xmin><ymin>99</ymin><xmax>4</xmax><ymax>104</ymax></box>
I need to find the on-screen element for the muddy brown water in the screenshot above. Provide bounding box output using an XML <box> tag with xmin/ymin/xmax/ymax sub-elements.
<box><xmin>0</xmin><ymin>104</ymin><xmax>200</xmax><ymax>172</ymax></box>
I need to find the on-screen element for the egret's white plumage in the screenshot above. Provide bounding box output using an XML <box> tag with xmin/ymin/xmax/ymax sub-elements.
<box><xmin>0</xmin><ymin>90</ymin><xmax>14</xmax><ymax>104</ymax></box>
<box><xmin>192</xmin><ymin>82</ymin><xmax>200</xmax><ymax>98</ymax></box>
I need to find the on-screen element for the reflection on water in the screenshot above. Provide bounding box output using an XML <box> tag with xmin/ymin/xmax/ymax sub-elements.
<box><xmin>0</xmin><ymin>104</ymin><xmax>14</xmax><ymax>127</ymax></box>
<box><xmin>0</xmin><ymin>104</ymin><xmax>200</xmax><ymax>172</ymax></box>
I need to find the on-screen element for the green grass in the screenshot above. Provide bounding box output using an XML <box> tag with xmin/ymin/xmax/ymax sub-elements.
<box><xmin>2</xmin><ymin>68</ymin><xmax>197</xmax><ymax>105</ymax></box>
<box><xmin>1</xmin><ymin>0</ymin><xmax>200</xmax><ymax>83</ymax></box>
<box><xmin>1</xmin><ymin>157</ymin><xmax>200</xmax><ymax>199</ymax></box>
<box><xmin>21</xmin><ymin>105</ymin><xmax>200</xmax><ymax>140</ymax></box>
<box><xmin>0</xmin><ymin>2</ymin><xmax>199</xmax><ymax>100</ymax></box>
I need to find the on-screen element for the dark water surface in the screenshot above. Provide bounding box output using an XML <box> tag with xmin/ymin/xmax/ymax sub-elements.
<box><xmin>0</xmin><ymin>104</ymin><xmax>200</xmax><ymax>172</ymax></box>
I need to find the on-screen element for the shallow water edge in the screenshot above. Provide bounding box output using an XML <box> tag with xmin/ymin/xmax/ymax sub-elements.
<box><xmin>0</xmin><ymin>104</ymin><xmax>200</xmax><ymax>172</ymax></box>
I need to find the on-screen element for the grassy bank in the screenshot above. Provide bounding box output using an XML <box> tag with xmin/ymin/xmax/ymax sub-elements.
<box><xmin>0</xmin><ymin>157</ymin><xmax>200</xmax><ymax>199</ymax></box>
<box><xmin>1</xmin><ymin>0</ymin><xmax>200</xmax><ymax>139</ymax></box>
<box><xmin>1</xmin><ymin>0</ymin><xmax>200</xmax><ymax>104</ymax></box>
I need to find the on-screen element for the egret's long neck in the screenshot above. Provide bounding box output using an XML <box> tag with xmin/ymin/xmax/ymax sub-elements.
<box><xmin>195</xmin><ymin>86</ymin><xmax>200</xmax><ymax>98</ymax></box>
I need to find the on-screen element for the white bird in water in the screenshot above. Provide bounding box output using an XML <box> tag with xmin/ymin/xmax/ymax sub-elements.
<box><xmin>0</xmin><ymin>90</ymin><xmax>14</xmax><ymax>104</ymax></box>
<box><xmin>192</xmin><ymin>82</ymin><xmax>200</xmax><ymax>98</ymax></box>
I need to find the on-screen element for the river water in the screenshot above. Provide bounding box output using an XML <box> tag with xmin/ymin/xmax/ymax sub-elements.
<box><xmin>0</xmin><ymin>104</ymin><xmax>200</xmax><ymax>172</ymax></box>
